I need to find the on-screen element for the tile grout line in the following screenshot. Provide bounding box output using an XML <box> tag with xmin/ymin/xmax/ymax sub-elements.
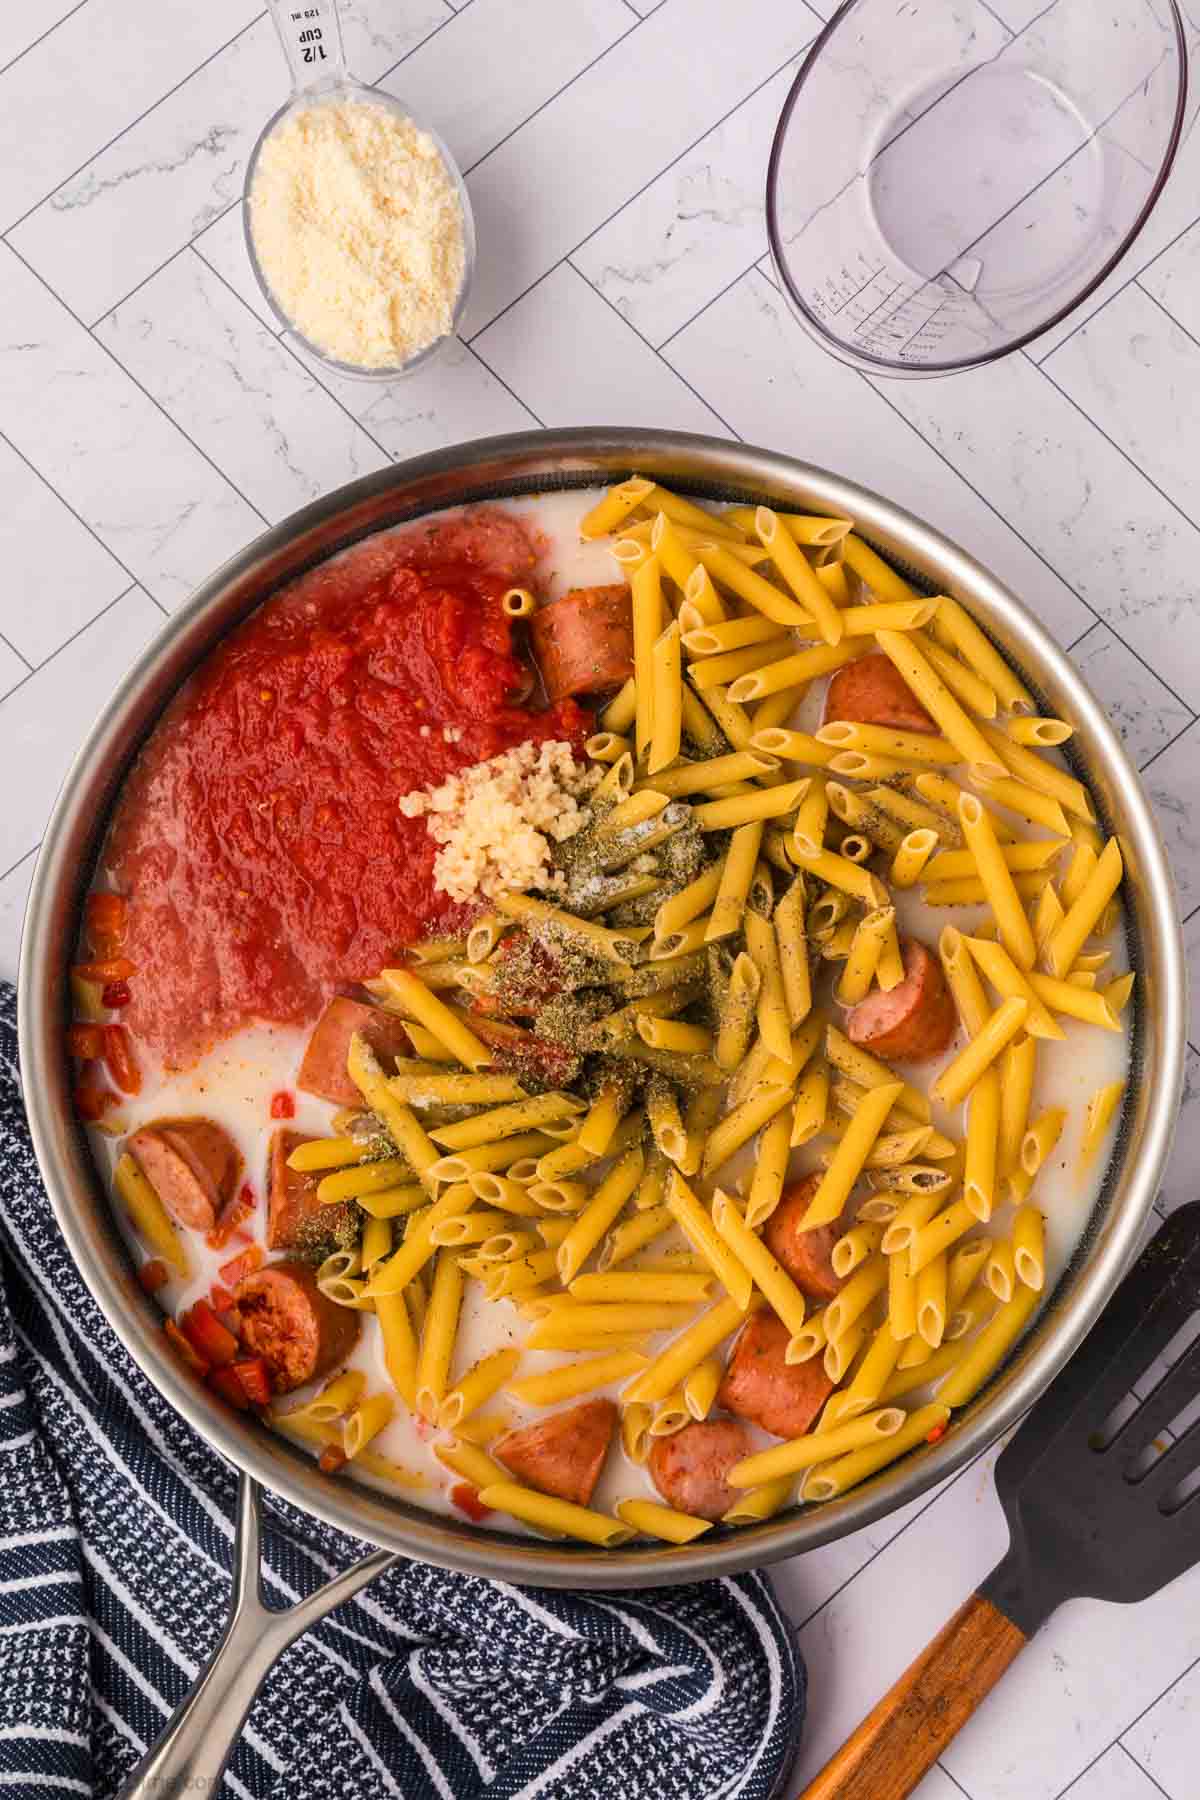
<box><xmin>1050</xmin><ymin>1656</ymin><xmax>1200</xmax><ymax>1800</ymax></box>
<box><xmin>0</xmin><ymin>584</ymin><xmax>140</xmax><ymax>731</ymax></box>
<box><xmin>1136</xmin><ymin>274</ymin><xmax>1200</xmax><ymax>357</ymax></box>
<box><xmin>0</xmin><ymin>631</ymin><xmax>33</xmax><ymax>676</ymax></box>
<box><xmin>458</xmin><ymin>339</ymin><xmax>546</xmax><ymax>428</ymax></box>
<box><xmin>1065</xmin><ymin>619</ymin><xmax>1102</xmax><ymax>654</ymax></box>
<box><xmin>1117</xmin><ymin>1739</ymin><xmax>1175</xmax><ymax>1799</ymax></box>
<box><xmin>567</xmin><ymin>255</ymin><xmax>743</xmax><ymax>440</ymax></box>
<box><xmin>1134</xmin><ymin>712</ymin><xmax>1198</xmax><ymax>777</ymax></box>
<box><xmin>0</xmin><ymin>426</ymin><xmax>160</xmax><ymax>616</ymax></box>
<box><xmin>0</xmin><ymin>0</ymin><xmax>94</xmax><ymax>83</ymax></box>
<box><xmin>0</xmin><ymin>8</ymin><xmax>269</xmax><ymax>240</ymax></box>
<box><xmin>1033</xmin><ymin>202</ymin><xmax>1200</xmax><ymax>368</ymax></box>
<box><xmin>0</xmin><ymin>842</ymin><xmax>41</xmax><ymax>889</ymax></box>
<box><xmin>2</xmin><ymin>241</ymin><xmax>273</xmax><ymax>534</ymax></box>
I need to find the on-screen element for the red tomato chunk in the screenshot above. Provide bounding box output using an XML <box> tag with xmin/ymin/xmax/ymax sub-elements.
<box><xmin>450</xmin><ymin>1484</ymin><xmax>493</xmax><ymax>1522</ymax></box>
<box><xmin>270</xmin><ymin>1091</ymin><xmax>295</xmax><ymax>1120</ymax></box>
<box><xmin>180</xmin><ymin>1300</ymin><xmax>239</xmax><ymax>1368</ymax></box>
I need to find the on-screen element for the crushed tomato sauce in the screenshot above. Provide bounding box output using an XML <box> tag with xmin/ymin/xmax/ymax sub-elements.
<box><xmin>107</xmin><ymin>509</ymin><xmax>586</xmax><ymax>1065</ymax></box>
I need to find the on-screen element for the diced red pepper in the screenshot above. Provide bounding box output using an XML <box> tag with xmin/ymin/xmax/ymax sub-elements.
<box><xmin>219</xmin><ymin>1244</ymin><xmax>263</xmax><ymax>1288</ymax></box>
<box><xmin>926</xmin><ymin>1423</ymin><xmax>948</xmax><ymax>1445</ymax></box>
<box><xmin>207</xmin><ymin>1364</ymin><xmax>250</xmax><ymax>1411</ymax></box>
<box><xmin>138</xmin><ymin>1258</ymin><xmax>170</xmax><ymax>1294</ymax></box>
<box><xmin>103</xmin><ymin>1024</ymin><xmax>141</xmax><ymax>1096</ymax></box>
<box><xmin>209</xmin><ymin>1283</ymin><xmax>235</xmax><ymax>1313</ymax></box>
<box><xmin>269</xmin><ymin>1090</ymin><xmax>295</xmax><ymax>1120</ymax></box>
<box><xmin>180</xmin><ymin>1300</ymin><xmax>239</xmax><ymax>1368</ymax></box>
<box><xmin>66</xmin><ymin>1024</ymin><xmax>105</xmax><ymax>1059</ymax></box>
<box><xmin>205</xmin><ymin>1185</ymin><xmax>256</xmax><ymax>1251</ymax></box>
<box><xmin>164</xmin><ymin>1317</ymin><xmax>209</xmax><ymax>1375</ymax></box>
<box><xmin>84</xmin><ymin>892</ymin><xmax>128</xmax><ymax>957</ymax></box>
<box><xmin>231</xmin><ymin>1357</ymin><xmax>273</xmax><ymax>1408</ymax></box>
<box><xmin>73</xmin><ymin>956</ymin><xmax>136</xmax><ymax>983</ymax></box>
<box><xmin>318</xmin><ymin>1443</ymin><xmax>348</xmax><ymax>1474</ymax></box>
<box><xmin>450</xmin><ymin>1483</ymin><xmax>493</xmax><ymax>1522</ymax></box>
<box><xmin>74</xmin><ymin>1079</ymin><xmax>119</xmax><ymax>1122</ymax></box>
<box><xmin>102</xmin><ymin>979</ymin><xmax>132</xmax><ymax>1009</ymax></box>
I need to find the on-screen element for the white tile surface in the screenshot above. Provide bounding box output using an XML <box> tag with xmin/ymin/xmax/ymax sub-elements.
<box><xmin>666</xmin><ymin>270</ymin><xmax>1092</xmax><ymax>647</ymax></box>
<box><xmin>5</xmin><ymin>3</ymin><xmax>1200</xmax><ymax>1793</ymax></box>
<box><xmin>461</xmin><ymin>0</ymin><xmax>812</xmax><ymax>334</ymax></box>
<box><xmin>0</xmin><ymin>245</ymin><xmax>261</xmax><ymax>609</ymax></box>
<box><xmin>0</xmin><ymin>0</ymin><xmax>259</xmax><ymax>230</ymax></box>
<box><xmin>96</xmin><ymin>252</ymin><xmax>388</xmax><ymax>523</ymax></box>
<box><xmin>0</xmin><ymin>587</ymin><xmax>162</xmax><ymax>874</ymax></box>
<box><xmin>475</xmin><ymin>262</ymin><xmax>729</xmax><ymax>431</ymax></box>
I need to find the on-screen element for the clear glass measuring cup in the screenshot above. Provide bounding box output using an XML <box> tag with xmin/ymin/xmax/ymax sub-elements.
<box><xmin>243</xmin><ymin>0</ymin><xmax>475</xmax><ymax>380</ymax></box>
<box><xmin>767</xmin><ymin>0</ymin><xmax>1188</xmax><ymax>378</ymax></box>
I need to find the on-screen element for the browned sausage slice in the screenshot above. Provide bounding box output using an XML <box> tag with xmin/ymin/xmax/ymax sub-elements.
<box><xmin>529</xmin><ymin>584</ymin><xmax>635</xmax><ymax>704</ymax></box>
<box><xmin>494</xmin><ymin>1397</ymin><xmax>616</xmax><ymax>1505</ymax></box>
<box><xmin>648</xmin><ymin>1419</ymin><xmax>756</xmax><ymax>1521</ymax></box>
<box><xmin>233</xmin><ymin>1260</ymin><xmax>359</xmax><ymax>1394</ymax></box>
<box><xmin>718</xmin><ymin>1311</ymin><xmax>834</xmax><ymax>1439</ymax></box>
<box><xmin>128</xmin><ymin>1117</ymin><xmax>242</xmax><ymax>1232</ymax></box>
<box><xmin>267</xmin><ymin>1130</ymin><xmax>358</xmax><ymax>1255</ymax></box>
<box><xmin>297</xmin><ymin>997</ymin><xmax>412</xmax><ymax>1107</ymax></box>
<box><xmin>763</xmin><ymin>1174</ymin><xmax>843</xmax><ymax>1303</ymax></box>
<box><xmin>846</xmin><ymin>936</ymin><xmax>956</xmax><ymax>1062</ymax></box>
<box><xmin>825</xmin><ymin>651</ymin><xmax>936</xmax><ymax>734</ymax></box>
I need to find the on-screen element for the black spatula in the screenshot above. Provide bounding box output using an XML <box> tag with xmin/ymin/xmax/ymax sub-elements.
<box><xmin>798</xmin><ymin>1201</ymin><xmax>1200</xmax><ymax>1800</ymax></box>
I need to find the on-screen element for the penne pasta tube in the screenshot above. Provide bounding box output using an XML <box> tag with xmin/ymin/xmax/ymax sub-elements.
<box><xmin>438</xmin><ymin>1348</ymin><xmax>520</xmax><ymax>1430</ymax></box>
<box><xmin>570</xmin><ymin>1272</ymin><xmax>712</xmax><ymax>1305</ymax></box>
<box><xmin>798</xmin><ymin>1083</ymin><xmax>904</xmax><ymax>1228</ymax></box>
<box><xmin>509</xmin><ymin>1349</ymin><xmax>648</xmax><ymax>1410</ymax></box>
<box><xmin>287</xmin><ymin>1136</ymin><xmax>375</xmax><ymax>1172</ymax></box>
<box><xmin>364</xmin><ymin>1184</ymin><xmax>473</xmax><ymax>1296</ymax></box>
<box><xmin>972</xmin><ymin>776</ymin><xmax>1072</xmax><ymax>838</ymax></box>
<box><xmin>792</xmin><ymin>774</ymin><xmax>831</xmax><ymax>857</ymax></box>
<box><xmin>878</xmin><ymin>1344</ymin><xmax>962</xmax><ymax>1403</ymax></box>
<box><xmin>431</xmin><ymin>1132</ymin><xmax>560</xmax><ymax>1185</ymax></box>
<box><xmin>616</xmin><ymin>1497</ymin><xmax>711</xmax><ymax>1544</ymax></box>
<box><xmin>932</xmin><ymin>996</ymin><xmax>1029</xmax><ymax>1108</ymax></box>
<box><xmin>556</xmin><ymin>1145</ymin><xmax>647</xmax><ymax>1287</ymax></box>
<box><xmin>684</xmin><ymin>1356</ymin><xmax>723</xmax><ymax>1421</ymax></box>
<box><xmin>916</xmin><ymin>1252</ymin><xmax>948</xmax><ymax>1347</ymax></box>
<box><xmin>927</xmin><ymin>596</ymin><xmax>1032</xmax><ymax>712</ymax></box>
<box><xmin>621</xmin><ymin>1402</ymin><xmax>653</xmax><ymax>1466</ymax></box>
<box><xmin>979</xmin><ymin>722</ymin><xmax>1094</xmax><ymax>824</ymax></box>
<box><xmin>1021</xmin><ymin>1107</ymin><xmax>1067</xmax><ymax>1178</ymax></box>
<box><xmin>372</xmin><ymin>1293</ymin><xmax>417</xmax><ymax>1409</ymax></box>
<box><xmin>957</xmin><ymin>794</ymin><xmax>1038</xmax><ymax>970</ymax></box>
<box><xmin>875</xmin><ymin>630</ymin><xmax>1005</xmax><ymax>778</ymax></box>
<box><xmin>832</xmin><ymin>1221</ymin><xmax>886</xmax><ymax>1279</ymax></box>
<box><xmin>963</xmin><ymin>1066</ymin><xmax>1001</xmax><ymax>1221</ymax></box>
<box><xmin>879</xmin><ymin>1187</ymin><xmax>945</xmax><ymax>1255</ymax></box>
<box><xmin>316</xmin><ymin>1157</ymin><xmax>412</xmax><ymax>1204</ymax></box>
<box><xmin>912</xmin><ymin>634</ymin><xmax>999</xmax><ymax>720</ymax></box>
<box><xmin>638</xmin><ymin>1016</ymin><xmax>711</xmax><ymax>1056</ymax></box>
<box><xmin>706</xmin><ymin>820</ymin><xmax>764</xmax><ymax>943</ymax></box>
<box><xmin>891</xmin><ymin>828</ymin><xmax>939</xmax><ymax>888</ymax></box>
<box><xmin>773</xmin><ymin>876</ymin><xmax>812</xmax><ymax>1030</ymax></box>
<box><xmin>649</xmin><ymin>1390</ymin><xmax>690</xmax><ymax>1437</ymax></box>
<box><xmin>750</xmin><ymin>726</ymin><xmax>837</xmax><ymax>767</ymax></box>
<box><xmin>377</xmin><ymin>970</ymin><xmax>492</xmax><ymax>1071</ymax></box>
<box><xmin>959</xmin><ymin>936</ymin><xmax>1064</xmax><ymax>1040</ymax></box>
<box><xmin>755</xmin><ymin>504</ymin><xmax>844</xmax><ymax>643</ymax></box>
<box><xmin>909</xmin><ymin>1198</ymin><xmax>977</xmax><ymax>1282</ymax></box>
<box><xmin>701</xmin><ymin>1081</ymin><xmax>793</xmax><ymax>1178</ymax></box>
<box><xmin>823</xmin><ymin>1311</ymin><xmax>873</xmax><ymax>1383</ymax></box>
<box><xmin>817</xmin><ymin>721</ymin><xmax>960</xmax><ymax>767</ymax></box>
<box><xmin>575</xmin><ymin>1085</ymin><xmax>628</xmax><ymax>1158</ymax></box>
<box><xmin>623</xmin><ymin>1295</ymin><xmax>756</xmax><ymax>1405</ymax></box>
<box><xmin>788</xmin><ymin>843</ymin><xmax>888</xmax><ymax>909</ymax></box>
<box><xmin>695</xmin><ymin>541</ymin><xmax>813</xmax><ymax>629</ymax></box>
<box><xmin>744</xmin><ymin>1110</ymin><xmax>794</xmax><ymax>1230</ymax></box>
<box><xmin>947</xmin><ymin>1283</ymin><xmax>998</xmax><ymax>1341</ymax></box>
<box><xmin>631</xmin><ymin>552</ymin><xmax>663</xmax><ymax>755</ymax></box>
<box><xmin>790</xmin><ymin>1063</ymin><xmax>830</xmax><ymax>1146</ymax></box>
<box><xmin>839</xmin><ymin>1323</ymin><xmax>904</xmax><ymax>1414</ymax></box>
<box><xmin>841</xmin><ymin>600</ymin><xmax>938</xmax><ymax>634</ymax></box>
<box><xmin>998</xmin><ymin>1035</ymin><xmax>1037</xmax><ymax>1178</ymax></box>
<box><xmin>299</xmin><ymin>1369</ymin><xmax>366</xmax><ymax>1424</ymax></box>
<box><xmin>360</xmin><ymin>1215</ymin><xmax>392</xmax><ymax>1270</ymax></box>
<box><xmin>1079</xmin><ymin>1080</ymin><xmax>1125</xmax><ymax>1177</ymax></box>
<box><xmin>744</xmin><ymin>908</ymin><xmax>792</xmax><ymax>1062</ymax></box>
<box><xmin>825</xmin><ymin>1025</ymin><xmax>930</xmax><ymax>1123</ymax></box>
<box><xmin>414</xmin><ymin>1250</ymin><xmax>465</xmax><ymax>1422</ymax></box>
<box><xmin>824</xmin><ymin>1257</ymin><xmax>888</xmax><ymax>1342</ymax></box>
<box><xmin>665</xmin><ymin>1171</ymin><xmax>754</xmax><ymax>1309</ymax></box>
<box><xmin>535</xmin><ymin>1218</ymin><xmax>573</xmax><ymax>1247</ymax></box>
<box><xmin>114</xmin><ymin>1155</ymin><xmax>189</xmax><ymax>1276</ymax></box>
<box><xmin>726</xmin><ymin>641</ymin><xmax>858</xmax><ymax>703</ymax></box>
<box><xmin>731</xmin><ymin>1407</ymin><xmax>905</xmax><ymax>1488</ymax></box>
<box><xmin>888</xmin><ymin>1250</ymin><xmax>918</xmax><ymax>1342</ymax></box>
<box><xmin>1044</xmin><ymin>839</ymin><xmax>1124</xmax><ymax>977</ymax></box>
<box><xmin>599</xmin><ymin>1203</ymin><xmax>673</xmax><ymax>1270</ymax></box>
<box><xmin>344</xmin><ymin>1392</ymin><xmax>395</xmax><ymax>1459</ymax></box>
<box><xmin>493</xmin><ymin>895</ymin><xmax>637</xmax><ymax>968</ymax></box>
<box><xmin>580</xmin><ymin>477</ymin><xmax>655</xmax><ymax>539</ymax></box>
<box><xmin>687</xmin><ymin>638</ymin><xmax>795</xmax><ymax>691</ymax></box>
<box><xmin>784</xmin><ymin>1308</ymin><xmax>828</xmax><ymax>1365</ymax></box>
<box><xmin>711</xmin><ymin>1190</ymin><xmax>808</xmax><ymax>1335</ymax></box>
<box><xmin>478</xmin><ymin>1483</ymin><xmax>634</xmax><ymax>1548</ymax></box>
<box><xmin>647</xmin><ymin>620</ymin><xmax>683</xmax><ymax>775</ymax></box>
<box><xmin>692</xmin><ymin>779</ymin><xmax>809</xmax><ymax>832</ymax></box>
<box><xmin>653</xmin><ymin>859</ymin><xmax>725</xmax><ymax>940</ymax></box>
<box><xmin>683</xmin><ymin>613</ymin><xmax>782</xmax><ymax>655</ymax></box>
<box><xmin>937</xmin><ymin>1284</ymin><xmax>1040</xmax><ymax>1408</ymax></box>
<box><xmin>801</xmin><ymin>1403</ymin><xmax>951</xmax><ymax>1503</ymax></box>
<box><xmin>1012</xmin><ymin>1206</ymin><xmax>1046</xmax><ymax>1291</ymax></box>
<box><xmin>647</xmin><ymin>1078</ymin><xmax>687</xmax><ymax>1167</ymax></box>
<box><xmin>927</xmin><ymin>841</ymin><xmax>1064</xmax><ymax>881</ymax></box>
<box><xmin>835</xmin><ymin>906</ymin><xmax>894</xmax><ymax>1006</ymax></box>
<box><xmin>1026</xmin><ymin>973</ymin><xmax>1121</xmax><ymax>1031</ymax></box>
<box><xmin>430</xmin><ymin>1092</ymin><xmax>584</xmax><ymax>1151</ymax></box>
<box><xmin>435</xmin><ymin>1439</ymin><xmax>506</xmax><ymax>1493</ymax></box>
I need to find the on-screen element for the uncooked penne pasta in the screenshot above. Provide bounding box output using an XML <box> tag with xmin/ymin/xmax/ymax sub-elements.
<box><xmin>1079</xmin><ymin>1080</ymin><xmax>1125</xmax><ymax>1178</ymax></box>
<box><xmin>616</xmin><ymin>1498</ymin><xmax>711</xmax><ymax>1543</ymax></box>
<box><xmin>798</xmin><ymin>1083</ymin><xmax>904</xmax><ymax>1228</ymax></box>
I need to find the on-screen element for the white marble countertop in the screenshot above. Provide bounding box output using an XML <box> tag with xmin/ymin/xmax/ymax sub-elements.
<box><xmin>1</xmin><ymin>3</ymin><xmax>1198</xmax><ymax>1795</ymax></box>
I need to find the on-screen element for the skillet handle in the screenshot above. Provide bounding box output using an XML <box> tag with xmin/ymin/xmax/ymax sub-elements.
<box><xmin>116</xmin><ymin>1472</ymin><xmax>396</xmax><ymax>1800</ymax></box>
<box><xmin>795</xmin><ymin>1591</ymin><xmax>1027</xmax><ymax>1800</ymax></box>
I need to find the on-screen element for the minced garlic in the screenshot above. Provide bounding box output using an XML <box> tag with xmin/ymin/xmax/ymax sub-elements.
<box><xmin>399</xmin><ymin>741</ymin><xmax>599</xmax><ymax>904</ymax></box>
<box><xmin>249</xmin><ymin>99</ymin><xmax>465</xmax><ymax>369</ymax></box>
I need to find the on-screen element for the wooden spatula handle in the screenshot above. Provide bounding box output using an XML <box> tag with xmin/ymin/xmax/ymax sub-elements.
<box><xmin>797</xmin><ymin>1593</ymin><xmax>1027</xmax><ymax>1800</ymax></box>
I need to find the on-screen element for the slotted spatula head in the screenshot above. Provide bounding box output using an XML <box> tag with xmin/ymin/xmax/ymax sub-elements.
<box><xmin>981</xmin><ymin>1202</ymin><xmax>1200</xmax><ymax>1637</ymax></box>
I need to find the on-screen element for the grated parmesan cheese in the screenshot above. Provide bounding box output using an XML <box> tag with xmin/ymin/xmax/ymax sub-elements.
<box><xmin>248</xmin><ymin>100</ymin><xmax>465</xmax><ymax>370</ymax></box>
<box><xmin>399</xmin><ymin>741</ymin><xmax>598</xmax><ymax>904</ymax></box>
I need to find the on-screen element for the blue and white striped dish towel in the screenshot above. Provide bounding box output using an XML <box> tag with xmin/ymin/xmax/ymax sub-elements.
<box><xmin>0</xmin><ymin>984</ymin><xmax>805</xmax><ymax>1800</ymax></box>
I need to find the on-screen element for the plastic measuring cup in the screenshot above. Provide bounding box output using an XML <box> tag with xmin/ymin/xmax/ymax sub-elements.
<box><xmin>767</xmin><ymin>0</ymin><xmax>1187</xmax><ymax>377</ymax></box>
<box><xmin>243</xmin><ymin>0</ymin><xmax>475</xmax><ymax>380</ymax></box>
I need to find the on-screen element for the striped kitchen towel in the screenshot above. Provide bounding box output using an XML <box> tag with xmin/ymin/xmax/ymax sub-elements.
<box><xmin>0</xmin><ymin>983</ymin><xmax>805</xmax><ymax>1800</ymax></box>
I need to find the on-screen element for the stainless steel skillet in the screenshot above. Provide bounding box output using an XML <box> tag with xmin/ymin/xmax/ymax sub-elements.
<box><xmin>16</xmin><ymin>429</ymin><xmax>1186</xmax><ymax>1790</ymax></box>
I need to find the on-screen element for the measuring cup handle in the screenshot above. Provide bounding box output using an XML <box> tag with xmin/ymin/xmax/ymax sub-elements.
<box><xmin>265</xmin><ymin>0</ymin><xmax>348</xmax><ymax>94</ymax></box>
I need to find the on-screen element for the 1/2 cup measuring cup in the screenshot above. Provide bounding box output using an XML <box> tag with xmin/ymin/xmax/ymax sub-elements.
<box><xmin>243</xmin><ymin>0</ymin><xmax>475</xmax><ymax>380</ymax></box>
<box><xmin>767</xmin><ymin>0</ymin><xmax>1187</xmax><ymax>377</ymax></box>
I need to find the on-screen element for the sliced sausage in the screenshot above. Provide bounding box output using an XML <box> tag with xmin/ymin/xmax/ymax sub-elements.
<box><xmin>846</xmin><ymin>935</ymin><xmax>956</xmax><ymax>1062</ymax></box>
<box><xmin>718</xmin><ymin>1311</ymin><xmax>834</xmax><ymax>1439</ymax></box>
<box><xmin>825</xmin><ymin>651</ymin><xmax>936</xmax><ymax>734</ymax></box>
<box><xmin>494</xmin><ymin>1397</ymin><xmax>616</xmax><ymax>1506</ymax></box>
<box><xmin>529</xmin><ymin>584</ymin><xmax>635</xmax><ymax>704</ymax></box>
<box><xmin>128</xmin><ymin>1117</ymin><xmax>242</xmax><ymax>1232</ymax></box>
<box><xmin>233</xmin><ymin>1260</ymin><xmax>359</xmax><ymax>1394</ymax></box>
<box><xmin>267</xmin><ymin>1130</ymin><xmax>358</xmax><ymax>1256</ymax></box>
<box><xmin>648</xmin><ymin>1419</ymin><xmax>756</xmax><ymax>1521</ymax></box>
<box><xmin>763</xmin><ymin>1175</ymin><xmax>843</xmax><ymax>1303</ymax></box>
<box><xmin>296</xmin><ymin>997</ymin><xmax>412</xmax><ymax>1107</ymax></box>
